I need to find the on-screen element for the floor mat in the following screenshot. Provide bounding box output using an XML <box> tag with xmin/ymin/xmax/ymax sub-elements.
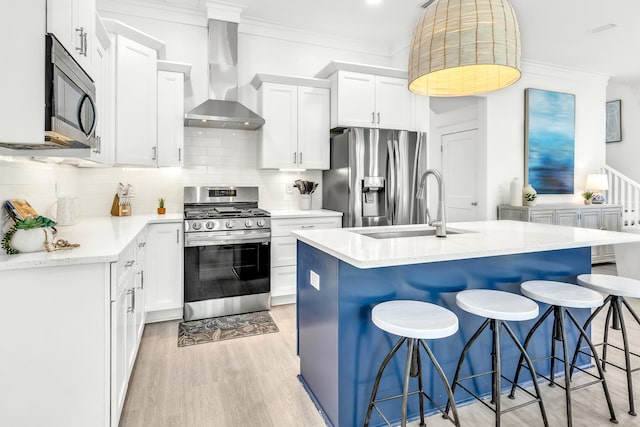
<box><xmin>178</xmin><ymin>311</ymin><xmax>279</xmax><ymax>347</ymax></box>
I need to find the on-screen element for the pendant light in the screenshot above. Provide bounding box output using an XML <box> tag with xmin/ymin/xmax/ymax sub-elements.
<box><xmin>409</xmin><ymin>0</ymin><xmax>522</xmax><ymax>97</ymax></box>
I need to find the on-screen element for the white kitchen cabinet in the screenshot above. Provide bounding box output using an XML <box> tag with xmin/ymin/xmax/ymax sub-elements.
<box><xmin>145</xmin><ymin>222</ymin><xmax>184</xmax><ymax>322</ymax></box>
<box><xmin>113</xmin><ymin>34</ymin><xmax>158</xmax><ymax>166</ymax></box>
<box><xmin>134</xmin><ymin>229</ymin><xmax>147</xmax><ymax>343</ymax></box>
<box><xmin>498</xmin><ymin>204</ymin><xmax>623</xmax><ymax>263</ymax></box>
<box><xmin>270</xmin><ymin>214</ymin><xmax>342</xmax><ymax>304</ymax></box>
<box><xmin>88</xmin><ymin>16</ymin><xmax>113</xmax><ymax>164</ymax></box>
<box><xmin>47</xmin><ymin>0</ymin><xmax>95</xmax><ymax>76</ymax></box>
<box><xmin>330</xmin><ymin>71</ymin><xmax>411</xmax><ymax>130</ymax></box>
<box><xmin>254</xmin><ymin>77</ymin><xmax>330</xmax><ymax>170</ymax></box>
<box><xmin>157</xmin><ymin>70</ymin><xmax>185</xmax><ymax>167</ymax></box>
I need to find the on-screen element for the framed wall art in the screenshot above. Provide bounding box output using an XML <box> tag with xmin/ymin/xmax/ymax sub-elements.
<box><xmin>525</xmin><ymin>88</ymin><xmax>576</xmax><ymax>194</ymax></box>
<box><xmin>606</xmin><ymin>99</ymin><xmax>622</xmax><ymax>143</ymax></box>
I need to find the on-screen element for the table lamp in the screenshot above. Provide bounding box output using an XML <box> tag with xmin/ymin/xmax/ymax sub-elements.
<box><xmin>585</xmin><ymin>174</ymin><xmax>609</xmax><ymax>204</ymax></box>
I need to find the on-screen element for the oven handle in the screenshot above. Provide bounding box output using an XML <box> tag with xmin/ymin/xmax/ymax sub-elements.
<box><xmin>184</xmin><ymin>233</ymin><xmax>271</xmax><ymax>247</ymax></box>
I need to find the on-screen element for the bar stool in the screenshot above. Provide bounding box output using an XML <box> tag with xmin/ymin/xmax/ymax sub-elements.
<box><xmin>364</xmin><ymin>300</ymin><xmax>460</xmax><ymax>427</ymax></box>
<box><xmin>509</xmin><ymin>280</ymin><xmax>617</xmax><ymax>426</ymax></box>
<box><xmin>446</xmin><ymin>289</ymin><xmax>548</xmax><ymax>427</ymax></box>
<box><xmin>573</xmin><ymin>273</ymin><xmax>640</xmax><ymax>416</ymax></box>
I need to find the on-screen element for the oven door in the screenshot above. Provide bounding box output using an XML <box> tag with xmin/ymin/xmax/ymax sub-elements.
<box><xmin>184</xmin><ymin>238</ymin><xmax>271</xmax><ymax>304</ymax></box>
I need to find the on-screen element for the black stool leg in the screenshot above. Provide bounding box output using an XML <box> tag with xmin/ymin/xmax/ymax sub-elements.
<box><xmin>565</xmin><ymin>309</ymin><xmax>618</xmax><ymax>424</ymax></box>
<box><xmin>502</xmin><ymin>322</ymin><xmax>549</xmax><ymax>427</ymax></box>
<box><xmin>601</xmin><ymin>302</ymin><xmax>615</xmax><ymax>372</ymax></box>
<box><xmin>493</xmin><ymin>320</ymin><xmax>502</xmax><ymax>427</ymax></box>
<box><xmin>616</xmin><ymin>298</ymin><xmax>636</xmax><ymax>416</ymax></box>
<box><xmin>420</xmin><ymin>340</ymin><xmax>460</xmax><ymax>427</ymax></box>
<box><xmin>569</xmin><ymin>295</ymin><xmax>612</xmax><ymax>377</ymax></box>
<box><xmin>364</xmin><ymin>336</ymin><xmax>407</xmax><ymax>427</ymax></box>
<box><xmin>445</xmin><ymin>318</ymin><xmax>491</xmax><ymax>415</ymax></box>
<box><xmin>401</xmin><ymin>338</ymin><xmax>414</xmax><ymax>427</ymax></box>
<box><xmin>509</xmin><ymin>306</ymin><xmax>554</xmax><ymax>398</ymax></box>
<box><xmin>557</xmin><ymin>307</ymin><xmax>573</xmax><ymax>427</ymax></box>
<box><xmin>415</xmin><ymin>340</ymin><xmax>426</xmax><ymax>427</ymax></box>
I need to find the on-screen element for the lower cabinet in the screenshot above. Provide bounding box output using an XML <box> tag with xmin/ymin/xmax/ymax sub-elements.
<box><xmin>145</xmin><ymin>222</ymin><xmax>184</xmax><ymax>322</ymax></box>
<box><xmin>271</xmin><ymin>214</ymin><xmax>342</xmax><ymax>305</ymax></box>
<box><xmin>498</xmin><ymin>204</ymin><xmax>623</xmax><ymax>263</ymax></box>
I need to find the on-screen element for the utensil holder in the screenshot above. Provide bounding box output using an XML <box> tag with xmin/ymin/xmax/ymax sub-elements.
<box><xmin>111</xmin><ymin>194</ymin><xmax>131</xmax><ymax>216</ymax></box>
<box><xmin>300</xmin><ymin>194</ymin><xmax>311</xmax><ymax>210</ymax></box>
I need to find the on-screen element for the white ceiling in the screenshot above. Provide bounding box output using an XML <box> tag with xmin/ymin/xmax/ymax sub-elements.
<box><xmin>213</xmin><ymin>0</ymin><xmax>640</xmax><ymax>85</ymax></box>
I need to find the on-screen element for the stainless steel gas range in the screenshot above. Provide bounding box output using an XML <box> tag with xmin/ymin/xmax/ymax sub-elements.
<box><xmin>183</xmin><ymin>186</ymin><xmax>271</xmax><ymax>321</ymax></box>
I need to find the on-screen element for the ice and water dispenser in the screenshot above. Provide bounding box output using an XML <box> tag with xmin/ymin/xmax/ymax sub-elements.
<box><xmin>362</xmin><ymin>176</ymin><xmax>386</xmax><ymax>220</ymax></box>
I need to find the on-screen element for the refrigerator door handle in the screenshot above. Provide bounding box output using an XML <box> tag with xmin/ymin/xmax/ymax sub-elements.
<box><xmin>393</xmin><ymin>138</ymin><xmax>401</xmax><ymax>223</ymax></box>
<box><xmin>386</xmin><ymin>139</ymin><xmax>396</xmax><ymax>224</ymax></box>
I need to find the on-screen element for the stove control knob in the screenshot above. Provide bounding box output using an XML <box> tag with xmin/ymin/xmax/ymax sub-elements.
<box><xmin>245</xmin><ymin>219</ymin><xmax>254</xmax><ymax>228</ymax></box>
<box><xmin>256</xmin><ymin>219</ymin><xmax>265</xmax><ymax>228</ymax></box>
<box><xmin>192</xmin><ymin>222</ymin><xmax>202</xmax><ymax>230</ymax></box>
<box><xmin>225</xmin><ymin>220</ymin><xmax>236</xmax><ymax>229</ymax></box>
<box><xmin>205</xmin><ymin>221</ymin><xmax>215</xmax><ymax>230</ymax></box>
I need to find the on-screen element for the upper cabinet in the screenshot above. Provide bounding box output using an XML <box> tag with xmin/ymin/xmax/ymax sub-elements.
<box><xmin>47</xmin><ymin>0</ymin><xmax>95</xmax><ymax>76</ymax></box>
<box><xmin>317</xmin><ymin>61</ymin><xmax>429</xmax><ymax>132</ymax></box>
<box><xmin>113</xmin><ymin>35</ymin><xmax>158</xmax><ymax>166</ymax></box>
<box><xmin>157</xmin><ymin>62</ymin><xmax>190</xmax><ymax>167</ymax></box>
<box><xmin>252</xmin><ymin>74</ymin><xmax>330</xmax><ymax>170</ymax></box>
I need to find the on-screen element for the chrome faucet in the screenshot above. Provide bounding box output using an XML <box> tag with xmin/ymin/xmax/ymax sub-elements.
<box><xmin>416</xmin><ymin>169</ymin><xmax>447</xmax><ymax>237</ymax></box>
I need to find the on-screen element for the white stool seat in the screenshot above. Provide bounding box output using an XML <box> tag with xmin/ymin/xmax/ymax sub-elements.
<box><xmin>578</xmin><ymin>274</ymin><xmax>640</xmax><ymax>298</ymax></box>
<box><xmin>521</xmin><ymin>281</ymin><xmax>604</xmax><ymax>309</ymax></box>
<box><xmin>456</xmin><ymin>289</ymin><xmax>538</xmax><ymax>321</ymax></box>
<box><xmin>372</xmin><ymin>300</ymin><xmax>459</xmax><ymax>340</ymax></box>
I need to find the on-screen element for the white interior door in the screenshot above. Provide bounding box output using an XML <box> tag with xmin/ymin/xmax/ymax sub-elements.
<box><xmin>442</xmin><ymin>129</ymin><xmax>480</xmax><ymax>222</ymax></box>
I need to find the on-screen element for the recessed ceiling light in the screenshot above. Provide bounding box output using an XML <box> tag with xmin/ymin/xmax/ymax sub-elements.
<box><xmin>366</xmin><ymin>0</ymin><xmax>382</xmax><ymax>5</ymax></box>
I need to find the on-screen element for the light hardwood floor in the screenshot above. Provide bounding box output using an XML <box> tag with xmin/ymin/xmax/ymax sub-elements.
<box><xmin>120</xmin><ymin>263</ymin><xmax>640</xmax><ymax>427</ymax></box>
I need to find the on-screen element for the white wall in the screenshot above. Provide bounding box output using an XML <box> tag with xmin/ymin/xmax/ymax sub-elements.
<box><xmin>606</xmin><ymin>82</ymin><xmax>640</xmax><ymax>183</ymax></box>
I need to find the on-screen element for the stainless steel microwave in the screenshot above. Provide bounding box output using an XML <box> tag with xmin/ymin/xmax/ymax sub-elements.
<box><xmin>44</xmin><ymin>34</ymin><xmax>96</xmax><ymax>149</ymax></box>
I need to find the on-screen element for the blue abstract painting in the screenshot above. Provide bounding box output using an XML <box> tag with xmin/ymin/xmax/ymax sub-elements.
<box><xmin>525</xmin><ymin>88</ymin><xmax>575</xmax><ymax>194</ymax></box>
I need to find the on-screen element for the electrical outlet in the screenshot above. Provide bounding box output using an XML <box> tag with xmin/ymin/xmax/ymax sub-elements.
<box><xmin>310</xmin><ymin>270</ymin><xmax>320</xmax><ymax>290</ymax></box>
<box><xmin>286</xmin><ymin>183</ymin><xmax>293</xmax><ymax>194</ymax></box>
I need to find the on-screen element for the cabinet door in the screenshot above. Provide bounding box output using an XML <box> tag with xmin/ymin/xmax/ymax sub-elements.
<box><xmin>134</xmin><ymin>231</ymin><xmax>147</xmax><ymax>342</ymax></box>
<box><xmin>297</xmin><ymin>86</ymin><xmax>330</xmax><ymax>170</ymax></box>
<box><xmin>258</xmin><ymin>83</ymin><xmax>298</xmax><ymax>169</ymax></box>
<box><xmin>336</xmin><ymin>71</ymin><xmax>376</xmax><ymax>128</ymax></box>
<box><xmin>74</xmin><ymin>0</ymin><xmax>94</xmax><ymax>73</ymax></box>
<box><xmin>271</xmin><ymin>235</ymin><xmax>297</xmax><ymax>267</ymax></box>
<box><xmin>555</xmin><ymin>209</ymin><xmax>580</xmax><ymax>227</ymax></box>
<box><xmin>145</xmin><ymin>223</ymin><xmax>183</xmax><ymax>312</ymax></box>
<box><xmin>89</xmin><ymin>40</ymin><xmax>108</xmax><ymax>163</ymax></box>
<box><xmin>115</xmin><ymin>35</ymin><xmax>158</xmax><ymax>166</ymax></box>
<box><xmin>529</xmin><ymin>210</ymin><xmax>554</xmax><ymax>224</ymax></box>
<box><xmin>498</xmin><ymin>206</ymin><xmax>528</xmax><ymax>222</ymax></box>
<box><xmin>375</xmin><ymin>76</ymin><xmax>411</xmax><ymax>130</ymax></box>
<box><xmin>602</xmin><ymin>207</ymin><xmax>623</xmax><ymax>261</ymax></box>
<box><xmin>157</xmin><ymin>71</ymin><xmax>184</xmax><ymax>167</ymax></box>
<box><xmin>271</xmin><ymin>265</ymin><xmax>296</xmax><ymax>300</ymax></box>
<box><xmin>111</xmin><ymin>286</ymin><xmax>128</xmax><ymax>427</ymax></box>
<box><xmin>47</xmin><ymin>0</ymin><xmax>75</xmax><ymax>60</ymax></box>
<box><xmin>580</xmin><ymin>209</ymin><xmax>601</xmax><ymax>230</ymax></box>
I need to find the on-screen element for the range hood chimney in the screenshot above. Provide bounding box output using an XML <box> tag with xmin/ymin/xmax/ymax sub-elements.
<box><xmin>184</xmin><ymin>19</ymin><xmax>264</xmax><ymax>130</ymax></box>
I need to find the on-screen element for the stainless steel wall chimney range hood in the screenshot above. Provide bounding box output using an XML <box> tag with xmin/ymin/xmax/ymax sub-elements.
<box><xmin>184</xmin><ymin>19</ymin><xmax>264</xmax><ymax>130</ymax></box>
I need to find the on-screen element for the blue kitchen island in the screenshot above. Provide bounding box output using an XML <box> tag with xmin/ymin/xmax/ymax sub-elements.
<box><xmin>293</xmin><ymin>220</ymin><xmax>640</xmax><ymax>427</ymax></box>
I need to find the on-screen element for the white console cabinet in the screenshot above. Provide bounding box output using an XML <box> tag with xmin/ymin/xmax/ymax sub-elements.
<box><xmin>498</xmin><ymin>204</ymin><xmax>623</xmax><ymax>263</ymax></box>
<box><xmin>270</xmin><ymin>213</ymin><xmax>342</xmax><ymax>305</ymax></box>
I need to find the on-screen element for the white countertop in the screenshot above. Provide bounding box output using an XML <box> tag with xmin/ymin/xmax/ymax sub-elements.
<box><xmin>292</xmin><ymin>220</ymin><xmax>640</xmax><ymax>269</ymax></box>
<box><xmin>0</xmin><ymin>214</ymin><xmax>182</xmax><ymax>271</ymax></box>
<box><xmin>269</xmin><ymin>209</ymin><xmax>343</xmax><ymax>219</ymax></box>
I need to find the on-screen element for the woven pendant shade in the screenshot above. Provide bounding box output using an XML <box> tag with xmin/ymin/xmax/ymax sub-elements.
<box><xmin>409</xmin><ymin>0</ymin><xmax>521</xmax><ymax>97</ymax></box>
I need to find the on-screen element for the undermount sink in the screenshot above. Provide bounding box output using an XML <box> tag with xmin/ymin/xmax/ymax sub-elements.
<box><xmin>354</xmin><ymin>228</ymin><xmax>473</xmax><ymax>239</ymax></box>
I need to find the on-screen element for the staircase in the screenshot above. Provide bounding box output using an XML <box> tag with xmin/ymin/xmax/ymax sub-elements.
<box><xmin>603</xmin><ymin>165</ymin><xmax>640</xmax><ymax>227</ymax></box>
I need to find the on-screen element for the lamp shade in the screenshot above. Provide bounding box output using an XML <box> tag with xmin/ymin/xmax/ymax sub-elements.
<box><xmin>585</xmin><ymin>174</ymin><xmax>609</xmax><ymax>191</ymax></box>
<box><xmin>408</xmin><ymin>0</ymin><xmax>522</xmax><ymax>97</ymax></box>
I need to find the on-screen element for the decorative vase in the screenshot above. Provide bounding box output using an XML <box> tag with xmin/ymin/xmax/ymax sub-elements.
<box><xmin>584</xmin><ymin>199</ymin><xmax>592</xmax><ymax>205</ymax></box>
<box><xmin>300</xmin><ymin>194</ymin><xmax>311</xmax><ymax>210</ymax></box>
<box><xmin>157</xmin><ymin>207</ymin><xmax>166</xmax><ymax>215</ymax></box>
<box><xmin>526</xmin><ymin>200</ymin><xmax>537</xmax><ymax>207</ymax></box>
<box><xmin>10</xmin><ymin>228</ymin><xmax>46</xmax><ymax>253</ymax></box>
<box><xmin>509</xmin><ymin>177</ymin><xmax>522</xmax><ymax>206</ymax></box>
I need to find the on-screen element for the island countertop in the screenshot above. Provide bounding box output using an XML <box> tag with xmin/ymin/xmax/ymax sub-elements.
<box><xmin>292</xmin><ymin>220</ymin><xmax>640</xmax><ymax>268</ymax></box>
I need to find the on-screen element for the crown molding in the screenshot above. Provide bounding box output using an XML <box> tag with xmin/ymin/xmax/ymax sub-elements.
<box><xmin>522</xmin><ymin>59</ymin><xmax>611</xmax><ymax>86</ymax></box>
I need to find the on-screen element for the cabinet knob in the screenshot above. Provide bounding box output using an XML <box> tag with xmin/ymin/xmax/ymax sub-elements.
<box><xmin>371</xmin><ymin>112</ymin><xmax>375</xmax><ymax>124</ymax></box>
<box><xmin>471</xmin><ymin>201</ymin><xmax>478</xmax><ymax>206</ymax></box>
<box><xmin>377</xmin><ymin>112</ymin><xmax>380</xmax><ymax>124</ymax></box>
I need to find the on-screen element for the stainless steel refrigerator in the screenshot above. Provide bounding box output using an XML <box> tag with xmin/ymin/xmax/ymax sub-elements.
<box><xmin>323</xmin><ymin>128</ymin><xmax>428</xmax><ymax>228</ymax></box>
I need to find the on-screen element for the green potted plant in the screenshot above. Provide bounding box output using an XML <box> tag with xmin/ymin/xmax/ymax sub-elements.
<box><xmin>157</xmin><ymin>197</ymin><xmax>166</xmax><ymax>215</ymax></box>
<box><xmin>524</xmin><ymin>191</ymin><xmax>537</xmax><ymax>207</ymax></box>
<box><xmin>2</xmin><ymin>216</ymin><xmax>57</xmax><ymax>255</ymax></box>
<box><xmin>582</xmin><ymin>190</ymin><xmax>594</xmax><ymax>205</ymax></box>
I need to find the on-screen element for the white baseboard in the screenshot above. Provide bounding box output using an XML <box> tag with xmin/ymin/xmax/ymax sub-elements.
<box><xmin>271</xmin><ymin>294</ymin><xmax>296</xmax><ymax>306</ymax></box>
<box><xmin>146</xmin><ymin>307</ymin><xmax>183</xmax><ymax>323</ymax></box>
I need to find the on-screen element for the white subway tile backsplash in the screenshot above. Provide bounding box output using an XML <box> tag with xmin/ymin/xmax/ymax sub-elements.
<box><xmin>0</xmin><ymin>128</ymin><xmax>325</xmax><ymax>225</ymax></box>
